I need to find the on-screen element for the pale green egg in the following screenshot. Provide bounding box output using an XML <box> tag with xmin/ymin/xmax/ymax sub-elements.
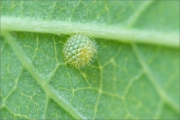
<box><xmin>63</xmin><ymin>34</ymin><xmax>98</xmax><ymax>68</ymax></box>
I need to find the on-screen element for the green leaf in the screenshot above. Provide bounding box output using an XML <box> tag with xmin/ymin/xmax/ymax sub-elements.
<box><xmin>1</xmin><ymin>1</ymin><xmax>179</xmax><ymax>119</ymax></box>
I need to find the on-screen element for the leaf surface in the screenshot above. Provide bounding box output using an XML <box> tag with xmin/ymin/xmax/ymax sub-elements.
<box><xmin>1</xmin><ymin>1</ymin><xmax>179</xmax><ymax>119</ymax></box>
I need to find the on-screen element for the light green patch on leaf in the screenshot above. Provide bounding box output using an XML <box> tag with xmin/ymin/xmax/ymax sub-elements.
<box><xmin>0</xmin><ymin>0</ymin><xmax>179</xmax><ymax>119</ymax></box>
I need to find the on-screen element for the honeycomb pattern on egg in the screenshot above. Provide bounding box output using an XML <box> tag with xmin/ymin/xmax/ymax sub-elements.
<box><xmin>63</xmin><ymin>34</ymin><xmax>98</xmax><ymax>68</ymax></box>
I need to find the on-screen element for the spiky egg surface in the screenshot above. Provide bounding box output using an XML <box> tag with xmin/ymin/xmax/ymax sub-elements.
<box><xmin>63</xmin><ymin>34</ymin><xmax>98</xmax><ymax>68</ymax></box>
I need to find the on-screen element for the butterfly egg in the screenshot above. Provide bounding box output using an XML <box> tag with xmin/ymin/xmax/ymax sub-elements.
<box><xmin>63</xmin><ymin>34</ymin><xmax>98</xmax><ymax>68</ymax></box>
